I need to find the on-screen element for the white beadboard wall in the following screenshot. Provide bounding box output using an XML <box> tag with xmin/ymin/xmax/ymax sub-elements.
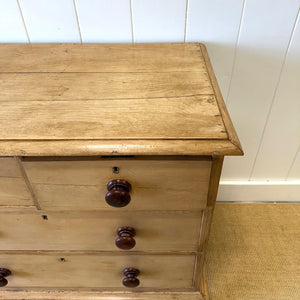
<box><xmin>0</xmin><ymin>0</ymin><xmax>299</xmax><ymax>201</ymax></box>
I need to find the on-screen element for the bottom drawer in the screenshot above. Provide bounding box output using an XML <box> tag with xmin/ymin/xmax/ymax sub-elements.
<box><xmin>0</xmin><ymin>254</ymin><xmax>195</xmax><ymax>290</ymax></box>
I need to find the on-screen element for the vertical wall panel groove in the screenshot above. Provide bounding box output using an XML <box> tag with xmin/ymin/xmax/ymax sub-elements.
<box><xmin>75</xmin><ymin>0</ymin><xmax>132</xmax><ymax>43</ymax></box>
<box><xmin>186</xmin><ymin>0</ymin><xmax>245</xmax><ymax>98</ymax></box>
<box><xmin>0</xmin><ymin>0</ymin><xmax>28</xmax><ymax>42</ymax></box>
<box><xmin>221</xmin><ymin>0</ymin><xmax>300</xmax><ymax>180</ymax></box>
<box><xmin>225</xmin><ymin>0</ymin><xmax>246</xmax><ymax>102</ymax></box>
<box><xmin>184</xmin><ymin>0</ymin><xmax>189</xmax><ymax>42</ymax></box>
<box><xmin>19</xmin><ymin>0</ymin><xmax>81</xmax><ymax>42</ymax></box>
<box><xmin>287</xmin><ymin>146</ymin><xmax>300</xmax><ymax>180</ymax></box>
<box><xmin>129</xmin><ymin>0</ymin><xmax>135</xmax><ymax>43</ymax></box>
<box><xmin>72</xmin><ymin>0</ymin><xmax>83</xmax><ymax>43</ymax></box>
<box><xmin>250</xmin><ymin>8</ymin><xmax>300</xmax><ymax>180</ymax></box>
<box><xmin>16</xmin><ymin>0</ymin><xmax>30</xmax><ymax>43</ymax></box>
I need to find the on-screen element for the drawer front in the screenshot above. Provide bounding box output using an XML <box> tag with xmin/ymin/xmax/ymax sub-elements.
<box><xmin>0</xmin><ymin>254</ymin><xmax>195</xmax><ymax>289</ymax></box>
<box><xmin>23</xmin><ymin>157</ymin><xmax>211</xmax><ymax>211</ymax></box>
<box><xmin>0</xmin><ymin>211</ymin><xmax>201</xmax><ymax>251</ymax></box>
<box><xmin>0</xmin><ymin>158</ymin><xmax>33</xmax><ymax>206</ymax></box>
<box><xmin>0</xmin><ymin>158</ymin><xmax>21</xmax><ymax>177</ymax></box>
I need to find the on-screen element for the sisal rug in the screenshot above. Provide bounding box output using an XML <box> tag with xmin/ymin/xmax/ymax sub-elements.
<box><xmin>206</xmin><ymin>203</ymin><xmax>300</xmax><ymax>299</ymax></box>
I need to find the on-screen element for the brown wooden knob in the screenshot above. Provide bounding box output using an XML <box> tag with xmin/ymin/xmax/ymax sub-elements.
<box><xmin>122</xmin><ymin>268</ymin><xmax>140</xmax><ymax>288</ymax></box>
<box><xmin>0</xmin><ymin>268</ymin><xmax>11</xmax><ymax>287</ymax></box>
<box><xmin>105</xmin><ymin>179</ymin><xmax>132</xmax><ymax>208</ymax></box>
<box><xmin>115</xmin><ymin>227</ymin><xmax>136</xmax><ymax>250</ymax></box>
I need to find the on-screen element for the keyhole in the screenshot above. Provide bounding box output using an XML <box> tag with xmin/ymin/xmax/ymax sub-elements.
<box><xmin>113</xmin><ymin>166</ymin><xmax>119</xmax><ymax>174</ymax></box>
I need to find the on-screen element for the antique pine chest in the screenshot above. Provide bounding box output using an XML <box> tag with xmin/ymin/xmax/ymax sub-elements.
<box><xmin>0</xmin><ymin>43</ymin><xmax>242</xmax><ymax>300</ymax></box>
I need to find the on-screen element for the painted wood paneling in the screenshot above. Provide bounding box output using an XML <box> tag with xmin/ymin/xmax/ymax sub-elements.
<box><xmin>251</xmin><ymin>13</ymin><xmax>300</xmax><ymax>180</ymax></box>
<box><xmin>0</xmin><ymin>0</ymin><xmax>28</xmax><ymax>42</ymax></box>
<box><xmin>186</xmin><ymin>0</ymin><xmax>244</xmax><ymax>98</ymax></box>
<box><xmin>75</xmin><ymin>0</ymin><xmax>132</xmax><ymax>43</ymax></box>
<box><xmin>131</xmin><ymin>0</ymin><xmax>186</xmax><ymax>42</ymax></box>
<box><xmin>288</xmin><ymin>147</ymin><xmax>300</xmax><ymax>180</ymax></box>
<box><xmin>221</xmin><ymin>0</ymin><xmax>300</xmax><ymax>180</ymax></box>
<box><xmin>19</xmin><ymin>0</ymin><xmax>80</xmax><ymax>42</ymax></box>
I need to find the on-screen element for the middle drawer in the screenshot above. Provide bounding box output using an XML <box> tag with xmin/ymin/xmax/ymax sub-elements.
<box><xmin>0</xmin><ymin>211</ymin><xmax>201</xmax><ymax>251</ymax></box>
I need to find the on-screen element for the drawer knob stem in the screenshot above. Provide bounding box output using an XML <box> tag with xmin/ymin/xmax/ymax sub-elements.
<box><xmin>105</xmin><ymin>179</ymin><xmax>132</xmax><ymax>207</ymax></box>
<box><xmin>0</xmin><ymin>268</ymin><xmax>11</xmax><ymax>287</ymax></box>
<box><xmin>122</xmin><ymin>268</ymin><xmax>140</xmax><ymax>288</ymax></box>
<box><xmin>116</xmin><ymin>226</ymin><xmax>136</xmax><ymax>250</ymax></box>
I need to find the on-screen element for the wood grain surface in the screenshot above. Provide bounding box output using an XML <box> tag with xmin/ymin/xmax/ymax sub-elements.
<box><xmin>0</xmin><ymin>157</ymin><xmax>21</xmax><ymax>177</ymax></box>
<box><xmin>200</xmin><ymin>45</ymin><xmax>243</xmax><ymax>154</ymax></box>
<box><xmin>0</xmin><ymin>96</ymin><xmax>226</xmax><ymax>140</ymax></box>
<box><xmin>0</xmin><ymin>72</ymin><xmax>213</xmax><ymax>101</ymax></box>
<box><xmin>0</xmin><ymin>43</ymin><xmax>242</xmax><ymax>156</ymax></box>
<box><xmin>0</xmin><ymin>178</ymin><xmax>33</xmax><ymax>206</ymax></box>
<box><xmin>0</xmin><ymin>210</ymin><xmax>201</xmax><ymax>251</ymax></box>
<box><xmin>0</xmin><ymin>291</ymin><xmax>205</xmax><ymax>300</ymax></box>
<box><xmin>0</xmin><ymin>158</ymin><xmax>34</xmax><ymax>206</ymax></box>
<box><xmin>0</xmin><ymin>43</ymin><xmax>206</xmax><ymax>73</ymax></box>
<box><xmin>0</xmin><ymin>140</ymin><xmax>242</xmax><ymax>156</ymax></box>
<box><xmin>23</xmin><ymin>157</ymin><xmax>211</xmax><ymax>211</ymax></box>
<box><xmin>0</xmin><ymin>253</ymin><xmax>195</xmax><ymax>289</ymax></box>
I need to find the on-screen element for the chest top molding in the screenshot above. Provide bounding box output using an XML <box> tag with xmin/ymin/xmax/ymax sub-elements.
<box><xmin>0</xmin><ymin>43</ymin><xmax>242</xmax><ymax>157</ymax></box>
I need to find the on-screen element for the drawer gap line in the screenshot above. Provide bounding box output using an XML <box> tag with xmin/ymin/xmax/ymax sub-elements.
<box><xmin>15</xmin><ymin>157</ymin><xmax>41</xmax><ymax>210</ymax></box>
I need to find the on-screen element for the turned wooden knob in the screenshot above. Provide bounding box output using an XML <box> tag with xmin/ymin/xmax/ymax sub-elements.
<box><xmin>115</xmin><ymin>227</ymin><xmax>136</xmax><ymax>250</ymax></box>
<box><xmin>0</xmin><ymin>268</ymin><xmax>11</xmax><ymax>287</ymax></box>
<box><xmin>105</xmin><ymin>179</ymin><xmax>132</xmax><ymax>208</ymax></box>
<box><xmin>122</xmin><ymin>268</ymin><xmax>140</xmax><ymax>288</ymax></box>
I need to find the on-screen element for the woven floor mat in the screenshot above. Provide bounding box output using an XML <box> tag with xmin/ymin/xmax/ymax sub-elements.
<box><xmin>206</xmin><ymin>203</ymin><xmax>300</xmax><ymax>300</ymax></box>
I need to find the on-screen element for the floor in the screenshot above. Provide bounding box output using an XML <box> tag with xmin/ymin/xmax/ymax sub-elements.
<box><xmin>206</xmin><ymin>203</ymin><xmax>300</xmax><ymax>300</ymax></box>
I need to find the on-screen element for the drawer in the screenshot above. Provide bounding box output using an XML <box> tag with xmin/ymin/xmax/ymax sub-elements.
<box><xmin>0</xmin><ymin>253</ymin><xmax>195</xmax><ymax>290</ymax></box>
<box><xmin>0</xmin><ymin>158</ymin><xmax>33</xmax><ymax>206</ymax></box>
<box><xmin>0</xmin><ymin>211</ymin><xmax>201</xmax><ymax>251</ymax></box>
<box><xmin>0</xmin><ymin>158</ymin><xmax>21</xmax><ymax>177</ymax></box>
<box><xmin>23</xmin><ymin>157</ymin><xmax>211</xmax><ymax>211</ymax></box>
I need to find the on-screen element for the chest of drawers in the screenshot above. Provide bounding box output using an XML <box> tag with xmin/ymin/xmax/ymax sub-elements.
<box><xmin>0</xmin><ymin>43</ymin><xmax>242</xmax><ymax>300</ymax></box>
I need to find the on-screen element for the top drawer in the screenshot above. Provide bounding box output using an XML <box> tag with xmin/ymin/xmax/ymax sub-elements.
<box><xmin>23</xmin><ymin>157</ymin><xmax>211</xmax><ymax>211</ymax></box>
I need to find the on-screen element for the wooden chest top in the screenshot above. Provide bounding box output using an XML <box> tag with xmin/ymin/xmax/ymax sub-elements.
<box><xmin>0</xmin><ymin>43</ymin><xmax>242</xmax><ymax>156</ymax></box>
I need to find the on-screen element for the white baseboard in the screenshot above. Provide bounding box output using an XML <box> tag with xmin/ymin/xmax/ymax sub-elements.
<box><xmin>217</xmin><ymin>181</ymin><xmax>300</xmax><ymax>202</ymax></box>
